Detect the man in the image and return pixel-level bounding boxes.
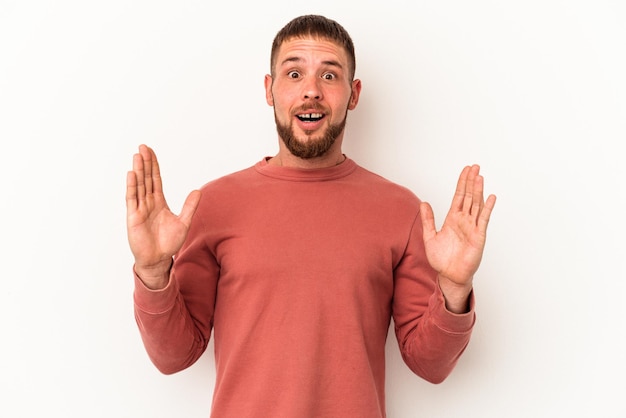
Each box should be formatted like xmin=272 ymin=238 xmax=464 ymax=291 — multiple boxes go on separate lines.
xmin=126 ymin=14 xmax=496 ymax=418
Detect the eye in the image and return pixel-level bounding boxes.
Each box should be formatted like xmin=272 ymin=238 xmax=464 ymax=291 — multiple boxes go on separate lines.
xmin=322 ymin=72 xmax=336 ymax=80
xmin=287 ymin=71 xmax=301 ymax=79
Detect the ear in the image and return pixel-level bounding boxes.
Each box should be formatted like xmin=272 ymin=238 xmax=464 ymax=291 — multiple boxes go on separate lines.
xmin=348 ymin=79 xmax=362 ymax=110
xmin=264 ymin=74 xmax=274 ymax=106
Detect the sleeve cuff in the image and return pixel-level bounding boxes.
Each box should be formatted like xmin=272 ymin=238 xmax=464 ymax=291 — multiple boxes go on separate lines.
xmin=429 ymin=284 xmax=476 ymax=334
xmin=132 ymin=267 xmax=179 ymax=314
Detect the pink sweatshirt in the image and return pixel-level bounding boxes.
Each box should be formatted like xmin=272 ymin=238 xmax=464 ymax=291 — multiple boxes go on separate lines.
xmin=134 ymin=157 xmax=475 ymax=418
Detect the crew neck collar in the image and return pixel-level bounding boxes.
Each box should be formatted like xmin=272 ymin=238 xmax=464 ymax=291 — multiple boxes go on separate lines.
xmin=254 ymin=156 xmax=357 ymax=182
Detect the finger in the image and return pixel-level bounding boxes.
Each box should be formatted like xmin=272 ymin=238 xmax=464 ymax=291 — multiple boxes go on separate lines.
xmin=149 ymin=147 xmax=164 ymax=197
xmin=470 ymin=173 xmax=485 ymax=221
xmin=420 ymin=201 xmax=437 ymax=242
xmin=462 ymin=165 xmax=479 ymax=214
xmin=132 ymin=152 xmax=146 ymax=203
xmin=477 ymin=194 xmax=497 ymax=232
xmin=125 ymin=170 xmax=138 ymax=214
xmin=450 ymin=166 xmax=471 ymax=212
xmin=138 ymin=144 xmax=153 ymax=195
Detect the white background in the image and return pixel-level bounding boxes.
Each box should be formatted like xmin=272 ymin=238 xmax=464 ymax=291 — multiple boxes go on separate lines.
xmin=1 ymin=1 xmax=624 ymax=417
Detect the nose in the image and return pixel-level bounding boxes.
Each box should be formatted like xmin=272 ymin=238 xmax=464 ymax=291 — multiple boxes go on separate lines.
xmin=303 ymin=77 xmax=322 ymax=100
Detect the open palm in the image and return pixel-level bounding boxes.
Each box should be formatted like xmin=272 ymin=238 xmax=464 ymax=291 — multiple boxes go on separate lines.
xmin=420 ymin=165 xmax=496 ymax=288
xmin=126 ymin=145 xmax=200 ymax=287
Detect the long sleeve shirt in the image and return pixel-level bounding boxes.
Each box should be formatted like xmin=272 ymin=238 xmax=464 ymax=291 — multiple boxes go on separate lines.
xmin=134 ymin=157 xmax=475 ymax=418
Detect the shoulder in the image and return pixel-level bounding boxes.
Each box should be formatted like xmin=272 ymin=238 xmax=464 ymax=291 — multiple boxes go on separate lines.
xmin=203 ymin=165 xmax=256 ymax=187
xmin=352 ymin=164 xmax=422 ymax=205
xmin=190 ymin=164 xmax=261 ymax=215
xmin=197 ymin=164 xmax=262 ymax=196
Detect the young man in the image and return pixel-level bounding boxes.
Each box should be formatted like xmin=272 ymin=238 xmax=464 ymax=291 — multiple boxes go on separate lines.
xmin=126 ymin=14 xmax=496 ymax=418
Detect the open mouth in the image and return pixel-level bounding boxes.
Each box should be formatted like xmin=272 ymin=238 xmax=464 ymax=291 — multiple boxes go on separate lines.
xmin=296 ymin=113 xmax=324 ymax=122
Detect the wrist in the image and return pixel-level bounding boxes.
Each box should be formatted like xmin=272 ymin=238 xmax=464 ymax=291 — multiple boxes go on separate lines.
xmin=438 ymin=274 xmax=473 ymax=314
xmin=134 ymin=258 xmax=173 ymax=290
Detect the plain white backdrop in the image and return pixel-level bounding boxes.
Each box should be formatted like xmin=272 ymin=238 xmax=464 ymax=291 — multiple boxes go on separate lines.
xmin=1 ymin=1 xmax=624 ymax=417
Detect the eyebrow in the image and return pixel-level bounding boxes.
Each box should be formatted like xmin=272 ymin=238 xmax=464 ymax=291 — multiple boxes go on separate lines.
xmin=279 ymin=56 xmax=343 ymax=70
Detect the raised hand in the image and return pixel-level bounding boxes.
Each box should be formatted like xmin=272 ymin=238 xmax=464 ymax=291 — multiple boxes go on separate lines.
xmin=420 ymin=165 xmax=496 ymax=313
xmin=126 ymin=144 xmax=201 ymax=289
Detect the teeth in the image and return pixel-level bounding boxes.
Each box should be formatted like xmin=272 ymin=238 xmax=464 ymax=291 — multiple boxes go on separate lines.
xmin=300 ymin=113 xmax=323 ymax=119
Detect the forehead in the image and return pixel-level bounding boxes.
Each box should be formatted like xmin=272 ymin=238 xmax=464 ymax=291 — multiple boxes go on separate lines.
xmin=275 ymin=37 xmax=349 ymax=68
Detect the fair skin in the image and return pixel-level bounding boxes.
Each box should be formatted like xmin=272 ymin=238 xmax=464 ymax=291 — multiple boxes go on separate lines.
xmin=264 ymin=37 xmax=361 ymax=168
xmin=126 ymin=35 xmax=496 ymax=314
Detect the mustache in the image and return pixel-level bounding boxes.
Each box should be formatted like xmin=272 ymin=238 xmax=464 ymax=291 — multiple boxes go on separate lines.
xmin=294 ymin=102 xmax=327 ymax=113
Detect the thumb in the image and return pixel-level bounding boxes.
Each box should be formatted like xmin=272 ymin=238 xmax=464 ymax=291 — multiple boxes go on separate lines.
xmin=420 ymin=201 xmax=437 ymax=242
xmin=179 ymin=190 xmax=201 ymax=227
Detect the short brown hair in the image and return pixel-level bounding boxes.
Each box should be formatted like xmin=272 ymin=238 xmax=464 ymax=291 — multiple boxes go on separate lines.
xmin=270 ymin=15 xmax=356 ymax=80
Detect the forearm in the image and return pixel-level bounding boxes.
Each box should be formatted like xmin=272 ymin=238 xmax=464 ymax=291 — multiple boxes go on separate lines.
xmin=395 ymin=286 xmax=475 ymax=384
xmin=133 ymin=272 xmax=209 ymax=374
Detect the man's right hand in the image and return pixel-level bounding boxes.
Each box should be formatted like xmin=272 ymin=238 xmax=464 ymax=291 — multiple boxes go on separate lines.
xmin=125 ymin=144 xmax=201 ymax=289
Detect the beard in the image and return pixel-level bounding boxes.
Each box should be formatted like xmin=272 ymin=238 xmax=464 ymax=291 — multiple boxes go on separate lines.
xmin=274 ymin=110 xmax=348 ymax=159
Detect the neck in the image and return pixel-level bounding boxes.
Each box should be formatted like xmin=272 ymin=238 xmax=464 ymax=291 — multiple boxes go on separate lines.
xmin=268 ymin=140 xmax=346 ymax=169
xmin=268 ymin=151 xmax=346 ymax=169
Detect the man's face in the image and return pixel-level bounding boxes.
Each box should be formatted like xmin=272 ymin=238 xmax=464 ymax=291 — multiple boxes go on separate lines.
xmin=264 ymin=37 xmax=361 ymax=159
